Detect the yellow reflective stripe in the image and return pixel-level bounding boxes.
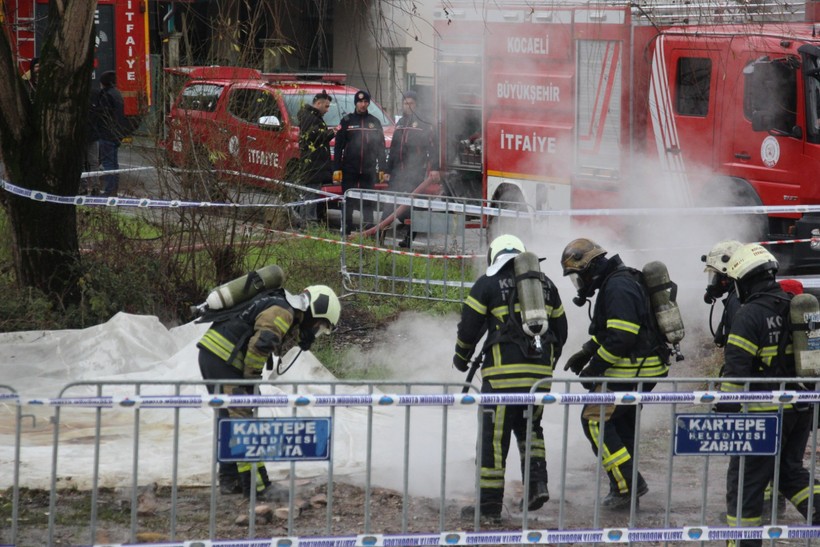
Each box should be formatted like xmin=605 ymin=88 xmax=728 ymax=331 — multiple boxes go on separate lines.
xmin=603 ymin=356 xmax=668 ymax=378
xmin=597 ymin=345 xmax=620 ymax=365
xmin=727 ymin=334 xmax=758 ymax=356
xmin=273 ymin=315 xmax=290 ymax=333
xmin=587 ymin=419 xmax=630 ymax=493
xmin=790 ymin=484 xmax=820 ymax=506
xmin=483 ymin=364 xmax=553 ymax=377
xmin=465 ymin=295 xmax=487 ymax=315
xmin=606 ymin=318 xmax=640 ymax=334
xmin=602 ymin=447 xmax=630 ymax=471
xmin=245 ymin=351 xmax=266 ymax=370
xmin=489 ymin=378 xmax=552 ymax=390
xmin=726 ymin=514 xmax=762 ymax=526
xmin=492 ymin=406 xmax=505 ymax=467
xmin=551 ymin=305 xmax=564 ymax=318
xmin=199 ymin=330 xmax=235 ymax=361
xmin=721 ymin=382 xmax=744 ymax=393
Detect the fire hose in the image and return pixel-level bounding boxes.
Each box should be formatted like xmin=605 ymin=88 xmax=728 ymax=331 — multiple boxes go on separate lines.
xmin=354 ymin=174 xmax=441 ymax=238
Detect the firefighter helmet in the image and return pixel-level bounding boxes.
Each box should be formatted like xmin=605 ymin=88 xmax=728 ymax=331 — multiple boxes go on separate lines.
xmin=702 ymin=240 xmax=743 ymax=274
xmin=560 ymin=238 xmax=607 ymax=276
xmin=486 ymin=234 xmax=526 ymax=276
xmin=303 ymin=285 xmax=341 ymax=326
xmin=726 ymin=243 xmax=778 ymax=282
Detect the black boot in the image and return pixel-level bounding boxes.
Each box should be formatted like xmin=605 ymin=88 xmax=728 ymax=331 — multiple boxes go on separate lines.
xmin=524 ymin=481 xmax=550 ymax=511
xmin=218 ymin=463 xmax=242 ymax=495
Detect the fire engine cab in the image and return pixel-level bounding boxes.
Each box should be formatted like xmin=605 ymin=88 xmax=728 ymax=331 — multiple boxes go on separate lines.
xmin=435 ymin=0 xmax=820 ymax=271
xmin=2 ymin=0 xmax=151 ymax=117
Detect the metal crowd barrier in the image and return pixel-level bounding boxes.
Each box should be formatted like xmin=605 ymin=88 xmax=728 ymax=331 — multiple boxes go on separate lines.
xmin=4 ymin=378 xmax=820 ymax=546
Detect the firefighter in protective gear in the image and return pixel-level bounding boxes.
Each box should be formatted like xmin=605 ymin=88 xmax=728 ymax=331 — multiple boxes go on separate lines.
xmin=453 ymin=234 xmax=568 ymax=522
xmin=719 ymin=243 xmax=820 ymax=544
xmin=702 ymin=240 xmax=743 ymax=347
xmin=560 ymin=238 xmax=669 ymax=510
xmin=197 ymin=285 xmax=340 ymax=499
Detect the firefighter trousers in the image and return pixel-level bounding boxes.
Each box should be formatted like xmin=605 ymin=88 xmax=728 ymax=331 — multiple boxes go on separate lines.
xmin=198 ymin=349 xmax=255 ymax=484
xmin=478 ymin=402 xmax=548 ymax=515
xmin=726 ymin=409 xmax=820 ymax=547
xmin=582 ymin=404 xmax=645 ymax=495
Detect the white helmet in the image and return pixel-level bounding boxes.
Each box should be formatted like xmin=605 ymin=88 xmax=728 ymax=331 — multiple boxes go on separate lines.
xmin=303 ymin=285 xmax=341 ymax=326
xmin=702 ymin=240 xmax=743 ymax=274
xmin=486 ymin=234 xmax=525 ymax=276
xmin=726 ymin=243 xmax=778 ymax=281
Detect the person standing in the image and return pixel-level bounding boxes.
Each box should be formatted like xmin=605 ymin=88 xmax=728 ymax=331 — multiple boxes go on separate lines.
xmin=453 ymin=234 xmax=567 ymax=522
xmin=297 ymin=92 xmax=335 ymax=226
xmin=383 ymin=90 xmax=439 ymax=247
xmin=333 ymin=90 xmax=386 ymax=235
xmin=718 ymin=243 xmax=820 ymax=545
xmin=702 ymin=240 xmax=743 ymax=347
xmin=197 ymin=284 xmax=341 ymax=499
xmin=96 ymin=70 xmax=127 ymax=197
xmin=560 ymin=238 xmax=669 ymax=510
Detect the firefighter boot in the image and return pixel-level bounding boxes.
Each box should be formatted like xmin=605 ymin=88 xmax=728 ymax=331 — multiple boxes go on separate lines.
xmin=602 ymin=475 xmax=648 ymax=510
xmin=460 ymin=504 xmax=502 ymax=525
xmin=218 ymin=462 xmax=242 ymax=495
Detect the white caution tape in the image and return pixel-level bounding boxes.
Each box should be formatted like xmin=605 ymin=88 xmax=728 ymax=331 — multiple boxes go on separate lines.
xmin=10 ymin=390 xmax=820 ymax=408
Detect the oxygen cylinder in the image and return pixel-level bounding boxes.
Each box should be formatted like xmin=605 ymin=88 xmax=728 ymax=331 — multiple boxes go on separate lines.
xmin=642 ymin=261 xmax=686 ymax=359
xmin=513 ymin=251 xmax=548 ymax=343
xmin=790 ymin=292 xmax=820 ymax=377
xmin=205 ymin=264 xmax=285 ymax=310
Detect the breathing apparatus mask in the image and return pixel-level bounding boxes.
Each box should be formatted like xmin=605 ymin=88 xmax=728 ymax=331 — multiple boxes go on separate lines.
xmin=569 ymin=255 xmax=606 ymax=307
xmin=704 ymin=270 xmax=732 ymax=304
xmin=298 ymin=318 xmax=333 ymax=351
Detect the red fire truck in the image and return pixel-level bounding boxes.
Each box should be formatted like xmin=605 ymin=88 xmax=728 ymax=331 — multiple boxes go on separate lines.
xmin=435 ymin=0 xmax=820 ymax=271
xmin=2 ymin=0 xmax=151 ymax=116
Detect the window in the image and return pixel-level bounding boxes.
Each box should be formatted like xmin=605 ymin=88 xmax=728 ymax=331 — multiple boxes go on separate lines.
xmin=282 ymin=92 xmax=392 ymax=128
xmin=676 ymin=58 xmax=712 ymax=116
xmin=178 ymin=84 xmax=223 ymax=112
xmin=802 ymin=51 xmax=820 ymax=143
xmin=228 ymin=88 xmax=282 ymax=125
xmin=743 ymin=56 xmax=797 ymax=133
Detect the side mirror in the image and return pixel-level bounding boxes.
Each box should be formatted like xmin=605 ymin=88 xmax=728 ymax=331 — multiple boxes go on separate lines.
xmin=258 ymin=115 xmax=281 ymax=128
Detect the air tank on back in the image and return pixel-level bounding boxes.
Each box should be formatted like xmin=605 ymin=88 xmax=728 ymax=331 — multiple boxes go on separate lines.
xmin=514 ymin=251 xmax=548 ymax=351
xmin=642 ymin=260 xmax=685 ymax=360
xmin=790 ymin=292 xmax=820 ymax=376
xmin=206 ymin=264 xmax=285 ymax=310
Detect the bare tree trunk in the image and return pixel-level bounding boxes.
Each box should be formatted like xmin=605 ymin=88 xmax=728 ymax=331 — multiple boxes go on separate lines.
xmin=0 ymin=0 xmax=97 ymax=304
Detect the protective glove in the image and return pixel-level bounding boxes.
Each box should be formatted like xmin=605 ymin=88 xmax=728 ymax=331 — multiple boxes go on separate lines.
xmin=453 ymin=354 xmax=470 ymax=373
xmin=713 ymin=402 xmax=742 ymax=413
xmin=579 ymin=361 xmax=608 ymax=390
xmin=564 ymin=340 xmax=599 ymax=374
xmin=378 ymin=171 xmax=386 ymax=184
xmin=333 ymin=170 xmax=342 ymax=183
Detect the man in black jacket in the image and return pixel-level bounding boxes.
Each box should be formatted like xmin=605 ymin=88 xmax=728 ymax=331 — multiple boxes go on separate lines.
xmin=561 ymin=238 xmax=669 ymax=510
xmin=719 ymin=243 xmax=820 ymax=545
xmin=297 ymin=92 xmax=335 ymax=225
xmin=333 ymin=90 xmax=386 ymax=235
xmin=95 ymin=71 xmax=128 ymax=197
xmin=453 ymin=234 xmax=567 ymax=522
xmin=384 ymin=91 xmax=439 ymax=247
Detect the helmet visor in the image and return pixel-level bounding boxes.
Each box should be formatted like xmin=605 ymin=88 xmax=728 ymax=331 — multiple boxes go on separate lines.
xmin=568 ymin=272 xmax=584 ymax=292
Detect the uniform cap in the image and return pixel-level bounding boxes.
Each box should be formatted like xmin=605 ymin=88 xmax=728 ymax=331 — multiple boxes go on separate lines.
xmin=355 ymin=90 xmax=371 ymax=103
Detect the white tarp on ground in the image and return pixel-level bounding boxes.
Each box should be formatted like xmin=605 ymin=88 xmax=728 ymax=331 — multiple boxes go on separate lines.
xmin=0 ymin=311 xmax=597 ymax=501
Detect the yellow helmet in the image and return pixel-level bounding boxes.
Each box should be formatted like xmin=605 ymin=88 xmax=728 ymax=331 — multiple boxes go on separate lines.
xmin=560 ymin=238 xmax=607 ymax=276
xmin=726 ymin=243 xmax=778 ymax=281
xmin=303 ymin=285 xmax=341 ymax=326
xmin=486 ymin=234 xmax=525 ymax=276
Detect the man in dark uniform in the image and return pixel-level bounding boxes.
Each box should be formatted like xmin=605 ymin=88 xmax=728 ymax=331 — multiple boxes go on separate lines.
xmin=197 ymin=285 xmax=341 ymax=499
xmin=718 ymin=243 xmax=820 ymax=545
xmin=560 ymin=238 xmax=670 ymax=510
xmin=453 ymin=234 xmax=568 ymax=522
xmin=297 ymin=91 xmax=335 ymax=225
xmin=333 ymin=90 xmax=386 ymax=235
xmin=383 ymin=91 xmax=439 ymax=247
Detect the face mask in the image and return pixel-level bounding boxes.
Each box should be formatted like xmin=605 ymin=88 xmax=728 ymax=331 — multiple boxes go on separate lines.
xmin=298 ymin=321 xmax=332 ymax=351
xmin=704 ymin=271 xmax=730 ymax=303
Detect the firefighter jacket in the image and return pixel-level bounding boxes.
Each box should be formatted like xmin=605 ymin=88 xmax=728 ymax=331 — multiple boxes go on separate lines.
xmin=714 ymin=292 xmax=742 ymax=347
xmin=297 ymin=103 xmax=335 ymax=186
xmin=385 ymin=113 xmax=438 ymax=190
xmin=197 ymin=295 xmax=303 ymax=379
xmin=453 ymin=263 xmax=568 ymax=391
xmin=720 ymin=282 xmax=797 ymax=411
xmin=333 ymin=110 xmax=386 ymax=175
xmin=587 ymin=256 xmax=670 ymax=379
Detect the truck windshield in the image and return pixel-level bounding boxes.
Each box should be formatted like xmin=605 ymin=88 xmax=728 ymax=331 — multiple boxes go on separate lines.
xmin=283 ymin=93 xmax=392 ymax=127
xmin=805 ymin=54 xmax=820 ymax=143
